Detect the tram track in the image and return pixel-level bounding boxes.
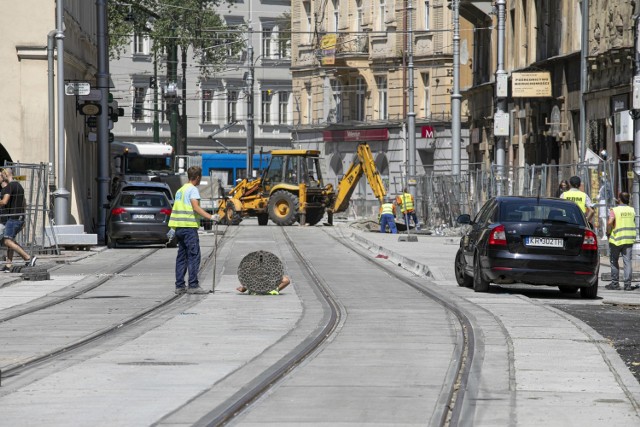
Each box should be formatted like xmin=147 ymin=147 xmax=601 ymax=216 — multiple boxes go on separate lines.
xmin=0 ymin=227 xmax=235 ymax=386
xmin=189 ymin=225 xmax=476 ymax=427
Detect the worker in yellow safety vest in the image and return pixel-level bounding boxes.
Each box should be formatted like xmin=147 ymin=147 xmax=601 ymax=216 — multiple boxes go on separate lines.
xmin=606 ymin=191 xmax=637 ymax=291
xmin=561 ymin=176 xmax=595 ymax=226
xmin=379 ymin=197 xmax=398 ymax=234
xmin=169 ymin=166 xmax=219 ymax=295
xmin=396 ymin=187 xmax=420 ymax=230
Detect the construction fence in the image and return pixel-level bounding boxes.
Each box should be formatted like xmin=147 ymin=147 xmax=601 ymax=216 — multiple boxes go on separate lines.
xmin=417 ymin=160 xmax=624 ymax=239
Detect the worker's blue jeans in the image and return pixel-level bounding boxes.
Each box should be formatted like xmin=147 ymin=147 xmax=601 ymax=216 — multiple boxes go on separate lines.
xmin=402 ymin=210 xmax=420 ymax=229
xmin=175 ymin=228 xmax=201 ymax=288
xmin=380 ymin=214 xmax=398 ymax=234
xmin=609 ymin=243 xmax=632 ymax=287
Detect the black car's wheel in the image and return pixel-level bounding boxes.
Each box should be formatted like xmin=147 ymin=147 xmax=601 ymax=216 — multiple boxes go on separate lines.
xmin=305 ymin=208 xmax=325 ymax=226
xmin=580 ymin=280 xmax=599 ymax=299
xmin=558 ymin=285 xmax=579 ymax=294
xmin=268 ymin=191 xmax=299 ymax=226
xmin=455 ymin=249 xmax=473 ymax=287
xmin=473 ymin=254 xmax=490 ymax=292
xmin=257 ymin=213 xmax=269 ymax=226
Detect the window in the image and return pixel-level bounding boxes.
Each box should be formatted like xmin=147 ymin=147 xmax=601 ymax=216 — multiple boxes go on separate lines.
xmin=304 ymin=1 xmax=313 ymax=43
xmin=424 ymin=1 xmax=430 ymax=30
xmin=305 ymin=83 xmax=312 ymax=124
xmin=356 ymin=0 xmax=364 ymax=32
xmin=378 ymin=0 xmax=386 ymax=31
xmin=262 ymin=26 xmax=272 ymax=58
xmin=132 ymin=87 xmax=147 ymax=122
xmin=330 ymin=79 xmax=342 ymax=122
xmin=421 ymin=73 xmax=430 ymax=118
xmin=227 ymin=90 xmax=237 ymax=123
xmin=376 ymin=76 xmax=387 ymax=120
xmin=132 ymin=33 xmax=149 ymax=55
xmin=276 ymin=27 xmax=291 ymax=59
xmin=261 ymin=90 xmax=272 ymax=124
xmin=332 ymin=0 xmax=340 ymax=33
xmin=355 ymin=77 xmax=366 ymax=121
xmin=279 ymin=92 xmax=289 ymax=124
xmin=202 ymin=89 xmax=213 ymax=123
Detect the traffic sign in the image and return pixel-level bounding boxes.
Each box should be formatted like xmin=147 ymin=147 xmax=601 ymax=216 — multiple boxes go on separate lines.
xmin=79 ymin=89 xmax=102 ymax=102
xmin=64 ymin=82 xmax=91 ymax=96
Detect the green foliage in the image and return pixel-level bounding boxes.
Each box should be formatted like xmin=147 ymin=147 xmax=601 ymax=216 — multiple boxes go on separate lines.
xmin=108 ymin=0 xmax=243 ymax=75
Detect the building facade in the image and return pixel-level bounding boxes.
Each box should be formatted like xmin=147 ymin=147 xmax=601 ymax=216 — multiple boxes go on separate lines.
xmin=0 ymin=1 xmax=97 ymax=228
xmin=291 ymin=0 xmax=472 ymax=215
xmin=110 ymin=0 xmax=293 ymax=174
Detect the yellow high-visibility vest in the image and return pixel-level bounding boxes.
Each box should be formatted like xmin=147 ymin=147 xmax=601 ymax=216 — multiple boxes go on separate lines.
xmin=397 ymin=192 xmax=415 ymax=213
xmin=380 ymin=203 xmax=395 ymax=216
xmin=168 ymin=183 xmax=199 ymax=228
xmin=610 ymin=205 xmax=636 ymax=246
xmin=562 ymin=190 xmax=587 ymax=213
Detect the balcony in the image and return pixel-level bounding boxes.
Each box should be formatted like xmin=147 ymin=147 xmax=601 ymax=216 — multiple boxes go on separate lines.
xmin=336 ymin=34 xmax=369 ymax=57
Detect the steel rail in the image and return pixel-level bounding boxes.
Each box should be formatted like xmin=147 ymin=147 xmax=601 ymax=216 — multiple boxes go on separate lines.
xmin=191 ymin=227 xmax=341 ymax=427
xmin=0 ymin=228 xmax=235 ymax=385
xmin=326 ymin=227 xmax=476 ymax=427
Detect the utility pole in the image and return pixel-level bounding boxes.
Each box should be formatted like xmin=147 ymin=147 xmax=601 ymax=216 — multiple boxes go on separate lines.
xmin=451 ymin=0 xmax=461 ymax=178
xmin=407 ymin=0 xmax=416 ymax=198
xmin=579 ymin=0 xmax=589 ymax=168
xmin=633 ymin=14 xmax=640 ymax=236
xmin=181 ymin=48 xmax=188 ymax=155
xmin=96 ymin=0 xmax=109 ymax=241
xmin=54 ymin=0 xmax=70 ymax=225
xmin=246 ymin=7 xmax=255 ymax=175
xmin=167 ymin=37 xmax=179 ymax=154
xmin=494 ymin=0 xmax=507 ymax=196
xmin=153 ymin=51 xmax=159 ymax=142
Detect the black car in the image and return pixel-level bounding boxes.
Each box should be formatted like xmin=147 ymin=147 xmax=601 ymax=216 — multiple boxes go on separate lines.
xmin=454 ymin=196 xmax=599 ymax=298
xmin=106 ymin=191 xmax=175 ymax=248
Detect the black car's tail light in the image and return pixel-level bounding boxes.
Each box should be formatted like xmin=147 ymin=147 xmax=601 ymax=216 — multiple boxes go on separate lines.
xmin=489 ymin=225 xmax=507 ymax=246
xmin=111 ymin=207 xmax=126 ymax=215
xmin=160 ymin=208 xmax=172 ymax=215
xmin=581 ymin=229 xmax=598 ymax=251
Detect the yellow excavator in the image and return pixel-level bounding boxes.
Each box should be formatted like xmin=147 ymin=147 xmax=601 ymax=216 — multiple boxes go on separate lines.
xmin=217 ymin=143 xmax=387 ymax=226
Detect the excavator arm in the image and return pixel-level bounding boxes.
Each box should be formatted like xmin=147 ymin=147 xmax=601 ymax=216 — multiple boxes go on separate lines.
xmin=330 ymin=143 xmax=386 ymax=214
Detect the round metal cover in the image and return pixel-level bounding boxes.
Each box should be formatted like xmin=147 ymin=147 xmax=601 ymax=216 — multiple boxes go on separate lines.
xmin=237 ymin=251 xmax=284 ymax=294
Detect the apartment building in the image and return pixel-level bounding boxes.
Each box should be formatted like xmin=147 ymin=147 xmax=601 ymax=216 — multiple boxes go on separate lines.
xmin=0 ymin=1 xmax=97 ymax=228
xmin=291 ymin=0 xmax=472 ymax=212
xmin=111 ymin=0 xmax=293 ymax=162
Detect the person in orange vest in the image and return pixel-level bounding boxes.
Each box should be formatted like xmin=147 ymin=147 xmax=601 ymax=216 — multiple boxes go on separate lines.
xmin=379 ymin=197 xmax=398 ymax=234
xmin=396 ymin=187 xmax=420 ymax=230
xmin=606 ymin=191 xmax=637 ymax=291
xmin=561 ymin=176 xmax=595 ymax=227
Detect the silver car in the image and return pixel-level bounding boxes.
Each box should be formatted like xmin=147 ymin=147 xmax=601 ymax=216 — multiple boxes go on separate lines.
xmin=106 ymin=191 xmax=175 ymax=248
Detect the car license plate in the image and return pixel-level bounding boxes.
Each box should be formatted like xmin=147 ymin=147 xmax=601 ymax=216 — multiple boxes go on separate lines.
xmin=525 ymin=237 xmax=563 ymax=248
xmin=133 ymin=214 xmax=155 ymax=220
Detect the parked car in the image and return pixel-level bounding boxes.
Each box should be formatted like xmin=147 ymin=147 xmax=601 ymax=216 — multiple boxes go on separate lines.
xmin=106 ymin=191 xmax=175 ymax=248
xmin=454 ymin=196 xmax=599 ymax=298
xmin=110 ymin=180 xmax=174 ymax=205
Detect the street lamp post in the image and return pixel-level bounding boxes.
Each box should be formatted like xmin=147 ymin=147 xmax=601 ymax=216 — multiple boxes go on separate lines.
xmin=246 ymin=35 xmax=254 ymax=175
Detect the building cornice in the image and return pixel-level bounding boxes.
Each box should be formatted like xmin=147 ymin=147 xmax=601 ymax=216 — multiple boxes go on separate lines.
xmin=16 ymin=45 xmax=48 ymax=61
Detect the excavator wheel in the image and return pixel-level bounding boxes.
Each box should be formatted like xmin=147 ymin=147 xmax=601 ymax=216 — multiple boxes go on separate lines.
xmin=220 ymin=201 xmax=242 ymax=226
xmin=257 ymin=213 xmax=269 ymax=226
xmin=305 ymin=208 xmax=325 ymax=226
xmin=268 ymin=190 xmax=299 ymax=226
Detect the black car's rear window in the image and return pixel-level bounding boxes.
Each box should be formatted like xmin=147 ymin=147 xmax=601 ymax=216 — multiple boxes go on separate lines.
xmin=499 ymin=199 xmax=585 ymax=225
xmin=119 ymin=193 xmax=169 ymax=208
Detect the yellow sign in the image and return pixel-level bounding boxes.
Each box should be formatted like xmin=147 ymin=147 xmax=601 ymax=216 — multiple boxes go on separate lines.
xmin=320 ymin=34 xmax=337 ymax=66
xmin=628 ymin=171 xmax=635 ymax=179
xmin=512 ymin=72 xmax=552 ymax=97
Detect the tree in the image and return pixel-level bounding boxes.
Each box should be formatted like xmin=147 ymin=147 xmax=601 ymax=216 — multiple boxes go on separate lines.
xmin=107 ymin=0 xmax=243 ymax=154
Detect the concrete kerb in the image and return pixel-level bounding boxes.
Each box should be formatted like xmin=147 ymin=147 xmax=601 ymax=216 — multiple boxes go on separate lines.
xmin=349 ymin=232 xmax=433 ymax=279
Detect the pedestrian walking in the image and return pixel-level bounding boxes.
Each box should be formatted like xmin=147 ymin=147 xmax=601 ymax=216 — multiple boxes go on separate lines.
xmin=379 ymin=197 xmax=398 ymax=234
xmin=556 ymin=180 xmax=570 ymax=197
xmin=561 ymin=176 xmax=595 ymax=227
xmin=0 ymin=168 xmax=36 ymax=271
xmin=168 ymin=166 xmax=219 ymax=295
xmin=396 ymin=187 xmax=420 ymax=230
xmin=606 ymin=192 xmax=637 ymax=291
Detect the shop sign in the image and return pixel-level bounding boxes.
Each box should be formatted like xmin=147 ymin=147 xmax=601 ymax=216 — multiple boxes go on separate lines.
xmin=512 ymin=72 xmax=551 ymax=97
xmin=421 ymin=126 xmax=435 ymax=138
xmin=320 ymin=34 xmax=337 ymax=66
xmin=322 ymin=129 xmax=389 ymax=142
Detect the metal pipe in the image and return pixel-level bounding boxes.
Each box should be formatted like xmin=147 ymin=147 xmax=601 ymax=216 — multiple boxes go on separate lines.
xmin=495 ymin=0 xmax=507 ymax=196
xmin=47 ymin=31 xmax=57 ymax=190
xmin=451 ymin=0 xmax=461 ymax=177
xmin=407 ymin=0 xmax=416 ymax=197
xmin=246 ymin=3 xmax=254 ymax=175
xmin=579 ymin=0 xmax=589 ymax=167
xmin=96 ymin=0 xmax=110 ymax=242
xmin=54 ymin=0 xmax=70 ymax=225
xmin=633 ymin=14 xmax=640 ymax=238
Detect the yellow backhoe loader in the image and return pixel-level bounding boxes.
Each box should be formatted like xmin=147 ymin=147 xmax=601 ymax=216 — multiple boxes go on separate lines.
xmin=217 ymin=143 xmax=386 ymax=226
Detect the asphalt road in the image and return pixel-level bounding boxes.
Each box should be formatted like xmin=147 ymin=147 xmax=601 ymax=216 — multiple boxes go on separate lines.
xmin=554 ymin=302 xmax=640 ymax=383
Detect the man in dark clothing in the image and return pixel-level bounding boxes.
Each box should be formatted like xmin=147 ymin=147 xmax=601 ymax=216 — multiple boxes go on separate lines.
xmin=0 ymin=168 xmax=35 ymax=271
